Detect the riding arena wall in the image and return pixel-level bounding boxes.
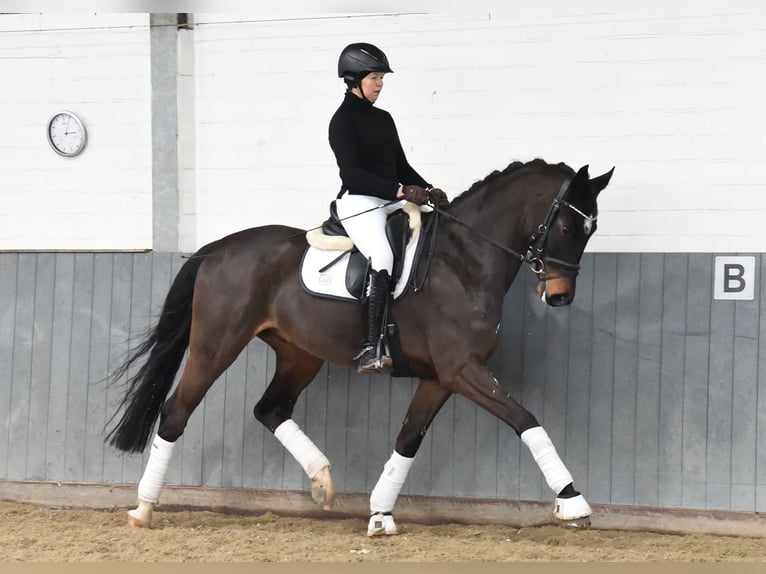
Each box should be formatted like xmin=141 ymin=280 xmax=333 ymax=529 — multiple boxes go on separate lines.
xmin=1 ymin=6 xmax=765 ymax=531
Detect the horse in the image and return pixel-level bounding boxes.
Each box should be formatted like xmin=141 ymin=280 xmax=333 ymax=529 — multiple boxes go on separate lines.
xmin=106 ymin=158 xmax=614 ymax=536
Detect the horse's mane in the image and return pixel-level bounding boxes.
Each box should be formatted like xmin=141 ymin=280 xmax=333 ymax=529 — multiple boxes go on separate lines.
xmin=450 ymin=158 xmax=575 ymax=208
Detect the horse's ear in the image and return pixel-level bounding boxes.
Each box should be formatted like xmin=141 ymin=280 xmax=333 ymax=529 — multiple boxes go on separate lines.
xmin=570 ymin=165 xmax=590 ymax=194
xmin=590 ymin=167 xmax=615 ymax=195
xmin=574 ymin=164 xmax=590 ymax=182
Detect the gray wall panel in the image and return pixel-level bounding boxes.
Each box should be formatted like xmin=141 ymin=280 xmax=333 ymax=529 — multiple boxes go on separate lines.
xmin=682 ymin=254 xmax=711 ymax=509
xmin=8 ymin=254 xmax=36 ymax=480
xmin=27 ymin=253 xmax=54 ymax=481
xmin=707 ymin=295 xmax=734 ymax=510
xmin=587 ymin=253 xmax=617 ymax=503
xmin=634 ymin=253 xmax=663 ymax=506
xmin=758 ymin=255 xmax=766 ymax=513
xmin=65 ymin=253 xmax=95 ymax=482
xmin=731 ymin=293 xmax=759 ymax=511
xmin=83 ymin=253 xmax=112 ymax=483
xmin=612 ymin=253 xmax=639 ymax=505
xmin=0 ymin=254 xmax=17 ymax=479
xmin=658 ymin=253 xmax=686 ymax=507
xmin=46 ymin=253 xmax=75 ymax=480
xmin=1 ymin=251 xmax=764 ymax=515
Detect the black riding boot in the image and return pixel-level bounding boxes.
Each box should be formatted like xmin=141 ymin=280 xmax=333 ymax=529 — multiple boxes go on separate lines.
xmin=355 ymin=269 xmax=393 ymax=373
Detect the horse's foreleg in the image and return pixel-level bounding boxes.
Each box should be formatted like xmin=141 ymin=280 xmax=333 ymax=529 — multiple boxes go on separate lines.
xmin=368 ymin=378 xmax=452 ymax=537
xmin=253 ymin=336 xmax=332 ymax=509
xmin=447 ymin=360 xmax=592 ymax=527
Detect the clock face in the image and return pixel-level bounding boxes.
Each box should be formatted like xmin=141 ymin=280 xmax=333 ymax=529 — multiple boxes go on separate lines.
xmin=47 ymin=111 xmax=87 ymax=157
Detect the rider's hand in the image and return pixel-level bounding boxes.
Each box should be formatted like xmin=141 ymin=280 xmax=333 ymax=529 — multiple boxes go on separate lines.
xmin=428 ymin=187 xmax=450 ymax=208
xmin=401 ymin=185 xmax=429 ymax=205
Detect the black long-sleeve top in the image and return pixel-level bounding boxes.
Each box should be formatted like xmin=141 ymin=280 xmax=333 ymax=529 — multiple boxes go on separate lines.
xmin=328 ymin=91 xmax=430 ymax=200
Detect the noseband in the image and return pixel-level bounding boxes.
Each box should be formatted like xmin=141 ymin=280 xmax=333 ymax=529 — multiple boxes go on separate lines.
xmin=427 ymin=177 xmax=597 ymax=283
xmin=525 ymin=178 xmax=597 ymax=282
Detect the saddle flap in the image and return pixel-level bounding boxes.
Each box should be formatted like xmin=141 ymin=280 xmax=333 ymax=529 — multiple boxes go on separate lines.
xmin=385 ymin=211 xmax=413 ymax=286
xmin=345 ymin=250 xmax=368 ymax=299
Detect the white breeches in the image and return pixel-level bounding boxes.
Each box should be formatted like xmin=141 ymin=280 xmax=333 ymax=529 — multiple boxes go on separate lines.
xmin=334 ymin=194 xmax=406 ymax=274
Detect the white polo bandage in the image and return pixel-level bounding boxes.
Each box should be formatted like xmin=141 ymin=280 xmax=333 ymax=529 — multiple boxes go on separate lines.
xmin=520 ymin=426 xmax=573 ymax=495
xmin=137 ymin=434 xmax=175 ymax=504
xmin=274 ymin=419 xmax=330 ymax=479
xmin=370 ymin=450 xmax=415 ymax=513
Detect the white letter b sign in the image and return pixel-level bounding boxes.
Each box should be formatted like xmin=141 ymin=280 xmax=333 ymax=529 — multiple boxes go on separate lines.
xmin=714 ymin=256 xmax=755 ymax=300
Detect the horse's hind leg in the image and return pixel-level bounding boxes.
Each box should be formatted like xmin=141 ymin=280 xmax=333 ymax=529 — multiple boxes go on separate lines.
xmin=368 ymin=378 xmax=452 ymax=536
xmin=252 ymin=332 xmax=333 ymax=509
xmin=128 ymin=317 xmax=256 ymax=528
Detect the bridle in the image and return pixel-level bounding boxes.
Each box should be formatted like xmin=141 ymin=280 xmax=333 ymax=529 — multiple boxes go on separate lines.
xmin=524 ymin=178 xmax=597 ymax=281
xmin=426 ymin=177 xmax=597 ymax=283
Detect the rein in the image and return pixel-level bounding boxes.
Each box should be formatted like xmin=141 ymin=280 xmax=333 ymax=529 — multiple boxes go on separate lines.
xmin=423 ymin=178 xmax=593 ymax=283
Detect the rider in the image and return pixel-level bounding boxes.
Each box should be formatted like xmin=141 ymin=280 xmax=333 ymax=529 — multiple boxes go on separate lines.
xmin=329 ymin=42 xmax=449 ymax=373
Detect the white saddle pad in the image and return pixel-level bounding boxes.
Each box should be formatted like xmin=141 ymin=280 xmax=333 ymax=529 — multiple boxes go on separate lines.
xmin=300 ymin=204 xmax=426 ymax=302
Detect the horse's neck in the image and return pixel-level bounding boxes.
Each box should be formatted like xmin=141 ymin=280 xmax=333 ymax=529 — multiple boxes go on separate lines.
xmin=448 ymin=176 xmax=555 ymax=290
xmin=450 ymin=185 xmax=530 ymax=250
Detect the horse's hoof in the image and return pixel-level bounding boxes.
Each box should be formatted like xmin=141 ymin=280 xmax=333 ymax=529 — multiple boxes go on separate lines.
xmin=311 ymin=465 xmax=335 ymax=510
xmin=553 ymin=494 xmax=592 ymax=525
xmin=367 ymin=512 xmax=397 ymax=537
xmin=127 ymin=500 xmax=154 ymax=528
xmin=560 ymin=515 xmax=591 ymax=529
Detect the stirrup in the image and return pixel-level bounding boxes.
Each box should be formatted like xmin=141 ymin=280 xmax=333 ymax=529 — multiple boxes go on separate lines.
xmin=355 ymin=345 xmax=392 ymax=374
xmin=352 ymin=344 xmax=375 ymax=362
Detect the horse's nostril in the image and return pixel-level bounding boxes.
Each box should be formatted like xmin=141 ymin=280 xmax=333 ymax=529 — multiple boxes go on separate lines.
xmin=547 ymin=293 xmax=571 ymax=307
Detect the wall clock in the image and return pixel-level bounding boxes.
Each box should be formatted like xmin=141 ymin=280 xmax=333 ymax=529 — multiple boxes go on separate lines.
xmin=47 ymin=110 xmax=87 ymax=157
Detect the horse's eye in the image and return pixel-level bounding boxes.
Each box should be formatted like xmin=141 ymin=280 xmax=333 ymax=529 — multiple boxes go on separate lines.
xmin=561 ymin=225 xmax=573 ymax=235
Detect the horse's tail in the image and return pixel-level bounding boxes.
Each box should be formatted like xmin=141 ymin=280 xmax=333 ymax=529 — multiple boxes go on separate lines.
xmin=105 ymin=243 xmax=217 ymax=453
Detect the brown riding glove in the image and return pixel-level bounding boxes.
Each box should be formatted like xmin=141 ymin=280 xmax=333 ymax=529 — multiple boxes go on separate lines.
xmin=401 ymin=185 xmax=430 ymax=205
xmin=428 ymin=187 xmax=450 ymax=208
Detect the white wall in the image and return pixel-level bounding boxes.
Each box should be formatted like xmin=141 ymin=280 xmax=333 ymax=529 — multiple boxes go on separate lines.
xmin=189 ymin=5 xmax=766 ymax=253
xmin=2 ymin=6 xmax=765 ymax=253
xmin=0 ymin=13 xmax=151 ymax=250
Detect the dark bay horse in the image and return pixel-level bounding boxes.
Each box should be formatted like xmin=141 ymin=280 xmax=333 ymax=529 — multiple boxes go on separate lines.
xmin=106 ymin=159 xmax=613 ymax=535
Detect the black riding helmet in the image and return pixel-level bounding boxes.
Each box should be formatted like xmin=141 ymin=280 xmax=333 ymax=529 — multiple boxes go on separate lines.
xmin=338 ymin=42 xmax=393 ymax=88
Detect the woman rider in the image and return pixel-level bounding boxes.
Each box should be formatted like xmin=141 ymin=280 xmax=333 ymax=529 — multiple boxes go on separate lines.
xmin=329 ymin=42 xmax=449 ymax=373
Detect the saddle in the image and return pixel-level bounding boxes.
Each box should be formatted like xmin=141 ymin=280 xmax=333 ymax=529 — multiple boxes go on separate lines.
xmin=303 ymin=200 xmax=425 ymax=300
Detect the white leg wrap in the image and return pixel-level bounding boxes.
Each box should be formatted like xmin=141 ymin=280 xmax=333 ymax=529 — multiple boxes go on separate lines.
xmin=137 ymin=434 xmax=175 ymax=504
xmin=520 ymin=426 xmax=573 ymax=495
xmin=274 ymin=419 xmax=330 ymax=479
xmin=370 ymin=450 xmax=415 ymax=514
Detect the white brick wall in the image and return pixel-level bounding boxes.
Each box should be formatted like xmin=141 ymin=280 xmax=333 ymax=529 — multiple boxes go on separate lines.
xmin=188 ymin=5 xmax=766 ymax=252
xmin=2 ymin=6 xmax=765 ymax=253
xmin=0 ymin=13 xmax=151 ymax=250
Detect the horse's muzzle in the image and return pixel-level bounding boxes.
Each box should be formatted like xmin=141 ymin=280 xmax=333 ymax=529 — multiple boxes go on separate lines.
xmin=536 ymin=275 xmax=576 ymax=307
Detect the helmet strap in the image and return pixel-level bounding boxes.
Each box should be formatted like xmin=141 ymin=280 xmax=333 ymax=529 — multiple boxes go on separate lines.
xmin=348 ymin=71 xmax=372 ymax=103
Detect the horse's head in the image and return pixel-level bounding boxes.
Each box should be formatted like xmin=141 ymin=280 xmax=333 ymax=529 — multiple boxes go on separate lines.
xmin=530 ymin=165 xmax=614 ymax=306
